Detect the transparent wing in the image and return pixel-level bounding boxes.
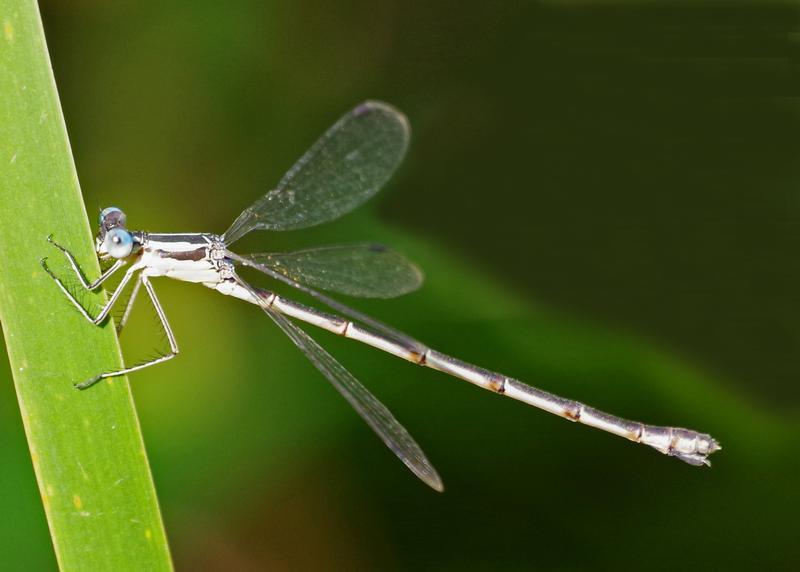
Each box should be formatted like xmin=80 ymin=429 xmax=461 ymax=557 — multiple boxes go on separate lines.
xmin=228 ymin=250 xmax=429 ymax=356
xmin=237 ymin=276 xmax=443 ymax=491
xmin=243 ymin=243 xmax=423 ymax=299
xmin=224 ymin=101 xmax=410 ymax=243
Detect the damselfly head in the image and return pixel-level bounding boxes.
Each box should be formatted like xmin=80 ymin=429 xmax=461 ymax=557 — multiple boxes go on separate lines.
xmin=96 ymin=207 xmax=138 ymax=259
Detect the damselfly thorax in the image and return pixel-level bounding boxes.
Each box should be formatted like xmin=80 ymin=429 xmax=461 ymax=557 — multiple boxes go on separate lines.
xmin=138 ymin=234 xmax=221 ymax=282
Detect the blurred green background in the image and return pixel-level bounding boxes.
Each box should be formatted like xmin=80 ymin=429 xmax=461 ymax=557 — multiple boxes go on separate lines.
xmin=2 ymin=1 xmax=799 ymax=569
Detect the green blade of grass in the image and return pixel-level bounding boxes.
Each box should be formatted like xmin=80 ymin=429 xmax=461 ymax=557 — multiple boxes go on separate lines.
xmin=0 ymin=1 xmax=172 ymax=569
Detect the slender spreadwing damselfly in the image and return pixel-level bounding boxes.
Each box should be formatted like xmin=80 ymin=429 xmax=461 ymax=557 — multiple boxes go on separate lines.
xmin=42 ymin=101 xmax=720 ymax=491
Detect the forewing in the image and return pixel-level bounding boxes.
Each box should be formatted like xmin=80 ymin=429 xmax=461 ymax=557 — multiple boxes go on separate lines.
xmin=224 ymin=101 xmax=410 ymax=243
xmin=244 ymin=244 xmax=423 ymax=298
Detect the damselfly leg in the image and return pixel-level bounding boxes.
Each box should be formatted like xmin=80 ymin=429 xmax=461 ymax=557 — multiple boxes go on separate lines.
xmin=117 ymin=274 xmax=143 ymax=334
xmin=42 ymin=239 xmax=179 ymax=389
xmin=45 ymin=234 xmax=126 ymax=290
xmin=73 ymin=275 xmax=179 ymax=390
xmin=40 ymin=250 xmax=136 ymax=326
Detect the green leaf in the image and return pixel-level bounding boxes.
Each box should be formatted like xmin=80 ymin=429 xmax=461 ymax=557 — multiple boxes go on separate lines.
xmin=0 ymin=1 xmax=171 ymax=569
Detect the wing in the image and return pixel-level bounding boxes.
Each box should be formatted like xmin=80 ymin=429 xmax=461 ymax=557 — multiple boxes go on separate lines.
xmin=224 ymin=101 xmax=410 ymax=243
xmin=243 ymin=243 xmax=423 ymax=299
xmin=227 ymin=249 xmax=428 ymax=355
xmin=232 ymin=276 xmax=443 ymax=491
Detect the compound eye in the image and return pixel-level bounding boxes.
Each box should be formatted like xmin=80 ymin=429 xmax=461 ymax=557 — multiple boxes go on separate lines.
xmin=99 ymin=207 xmax=126 ymax=229
xmin=104 ymin=227 xmax=134 ymax=258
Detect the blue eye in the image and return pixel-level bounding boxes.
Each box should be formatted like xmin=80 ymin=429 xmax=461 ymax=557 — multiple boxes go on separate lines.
xmin=100 ymin=207 xmax=126 ymax=228
xmin=104 ymin=228 xmax=134 ymax=258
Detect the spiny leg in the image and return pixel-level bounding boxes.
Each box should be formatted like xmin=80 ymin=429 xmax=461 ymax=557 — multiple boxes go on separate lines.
xmin=45 ymin=234 xmax=125 ymax=290
xmin=116 ymin=274 xmax=143 ymax=335
xmin=41 ymin=257 xmax=138 ymax=325
xmin=75 ymin=276 xmax=179 ymax=389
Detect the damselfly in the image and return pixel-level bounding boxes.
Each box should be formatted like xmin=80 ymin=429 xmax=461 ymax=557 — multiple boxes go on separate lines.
xmin=42 ymin=101 xmax=720 ymax=491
